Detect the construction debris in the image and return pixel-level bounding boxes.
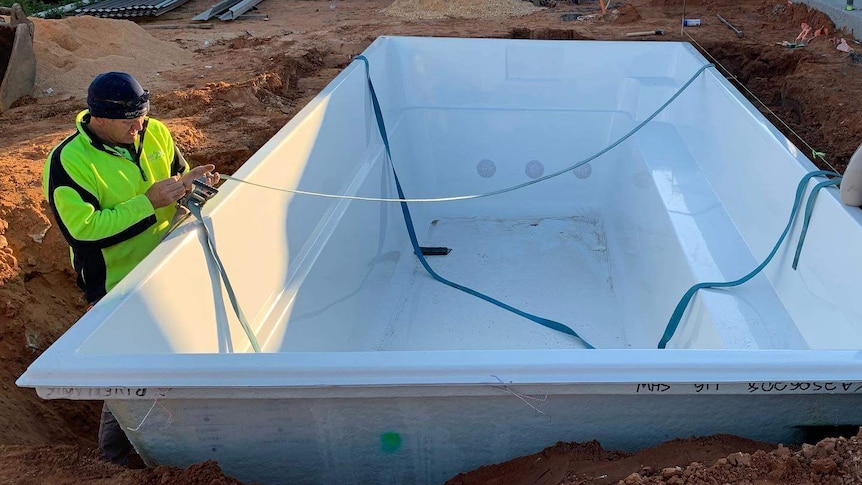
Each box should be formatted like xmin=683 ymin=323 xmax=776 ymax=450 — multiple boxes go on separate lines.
xmin=218 ymin=0 xmax=264 ymax=21
xmin=716 ymin=13 xmax=743 ymax=38
xmin=776 ymin=40 xmax=806 ymax=48
xmin=625 ymin=28 xmax=664 ymax=37
xmin=75 ymin=0 xmax=190 ymax=19
xmin=193 ymin=0 xmax=265 ymax=22
xmin=193 ymin=0 xmax=239 ymax=21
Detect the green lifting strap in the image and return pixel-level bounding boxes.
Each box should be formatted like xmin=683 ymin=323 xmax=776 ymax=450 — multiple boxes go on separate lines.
xmin=187 ymin=201 xmax=262 ymax=353
xmin=355 ymin=55 xmax=596 ymax=348
xmin=792 ymin=177 xmax=842 ymax=270
xmin=658 ymin=170 xmax=840 ymax=349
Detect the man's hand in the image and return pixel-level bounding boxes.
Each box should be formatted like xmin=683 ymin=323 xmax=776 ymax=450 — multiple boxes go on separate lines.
xmin=146 ymin=176 xmax=186 ymax=208
xmin=181 ymin=164 xmax=220 ymax=191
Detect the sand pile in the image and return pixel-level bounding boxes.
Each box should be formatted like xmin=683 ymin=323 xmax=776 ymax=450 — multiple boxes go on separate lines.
xmin=31 ymin=16 xmax=194 ymax=99
xmin=383 ymin=0 xmax=543 ymax=20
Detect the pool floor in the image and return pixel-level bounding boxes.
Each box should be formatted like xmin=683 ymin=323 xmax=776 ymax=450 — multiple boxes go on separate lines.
xmin=376 ymin=215 xmax=630 ymax=350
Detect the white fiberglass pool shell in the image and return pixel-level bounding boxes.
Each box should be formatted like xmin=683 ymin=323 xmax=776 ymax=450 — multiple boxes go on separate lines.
xmin=18 ymin=37 xmax=862 ymax=484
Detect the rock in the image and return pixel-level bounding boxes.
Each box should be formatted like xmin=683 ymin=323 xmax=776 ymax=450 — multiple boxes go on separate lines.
xmin=683 ymin=463 xmax=701 ymax=478
xmin=623 ymin=472 xmax=642 ymax=485
xmin=727 ymin=452 xmax=751 ymax=466
xmin=802 ymin=443 xmax=816 ymax=460
xmin=817 ymin=438 xmax=836 ymax=455
xmin=773 ymin=445 xmax=792 ymax=457
xmin=29 ymin=224 xmax=50 ymax=243
xmin=3 ymin=300 xmax=16 ymax=318
xmin=811 ymin=458 xmax=837 ymax=474
xmin=661 ymin=466 xmax=683 ymax=478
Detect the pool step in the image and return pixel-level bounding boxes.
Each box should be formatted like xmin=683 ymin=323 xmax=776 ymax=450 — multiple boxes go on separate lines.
xmin=634 ymin=122 xmax=807 ymax=349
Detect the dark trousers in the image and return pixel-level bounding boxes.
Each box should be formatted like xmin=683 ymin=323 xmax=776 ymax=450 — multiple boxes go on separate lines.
xmin=98 ymin=403 xmax=132 ymax=465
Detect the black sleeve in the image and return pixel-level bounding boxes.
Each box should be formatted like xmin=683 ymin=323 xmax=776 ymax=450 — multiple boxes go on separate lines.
xmin=171 ymin=145 xmax=189 ymax=176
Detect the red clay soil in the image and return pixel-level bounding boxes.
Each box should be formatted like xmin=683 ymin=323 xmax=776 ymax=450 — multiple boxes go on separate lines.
xmin=447 ymin=433 xmax=862 ymax=484
xmin=1 ymin=0 xmax=862 ymax=483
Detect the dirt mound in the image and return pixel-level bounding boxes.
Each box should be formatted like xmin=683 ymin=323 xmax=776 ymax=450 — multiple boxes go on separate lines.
xmin=0 ymin=445 xmax=244 ymax=484
xmin=31 ymin=16 xmax=194 ymax=99
xmin=613 ymin=4 xmax=642 ymax=24
xmin=383 ymin=0 xmax=543 ymax=20
xmin=447 ymin=432 xmax=862 ymax=484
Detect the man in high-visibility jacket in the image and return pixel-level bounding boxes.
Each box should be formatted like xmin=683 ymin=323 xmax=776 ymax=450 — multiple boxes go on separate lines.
xmin=42 ymin=71 xmax=219 ymax=465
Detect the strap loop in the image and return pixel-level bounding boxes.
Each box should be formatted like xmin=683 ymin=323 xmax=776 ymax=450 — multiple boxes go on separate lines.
xmin=658 ymin=170 xmax=840 ymax=349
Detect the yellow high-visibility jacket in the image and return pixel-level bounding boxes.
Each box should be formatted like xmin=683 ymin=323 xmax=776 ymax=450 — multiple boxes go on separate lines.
xmin=43 ymin=110 xmax=188 ymax=303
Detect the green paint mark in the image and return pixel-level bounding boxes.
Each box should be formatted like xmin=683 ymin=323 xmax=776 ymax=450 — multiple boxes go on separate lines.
xmin=380 ymin=432 xmax=402 ymax=453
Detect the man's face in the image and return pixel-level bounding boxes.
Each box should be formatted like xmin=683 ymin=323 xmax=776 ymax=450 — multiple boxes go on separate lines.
xmin=90 ymin=115 xmax=146 ymax=145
